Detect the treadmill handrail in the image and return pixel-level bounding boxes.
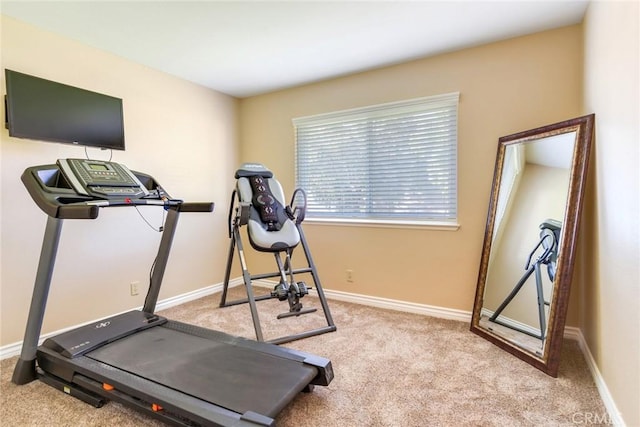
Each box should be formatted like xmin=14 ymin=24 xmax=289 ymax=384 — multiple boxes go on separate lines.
xmin=22 ymin=167 xmax=97 ymax=219
xmin=20 ymin=164 xmax=214 ymax=219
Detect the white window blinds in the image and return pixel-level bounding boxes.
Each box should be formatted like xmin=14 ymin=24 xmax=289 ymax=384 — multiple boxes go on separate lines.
xmin=293 ymin=92 xmax=459 ymax=224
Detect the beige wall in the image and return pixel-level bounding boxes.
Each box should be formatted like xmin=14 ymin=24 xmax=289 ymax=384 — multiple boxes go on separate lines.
xmin=239 ymin=26 xmax=584 ymax=315
xmin=0 ymin=16 xmax=239 ymax=346
xmin=582 ymin=2 xmax=640 ymax=426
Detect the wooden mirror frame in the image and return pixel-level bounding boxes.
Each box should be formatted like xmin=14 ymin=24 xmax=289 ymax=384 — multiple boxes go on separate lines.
xmin=470 ymin=114 xmax=594 ymax=377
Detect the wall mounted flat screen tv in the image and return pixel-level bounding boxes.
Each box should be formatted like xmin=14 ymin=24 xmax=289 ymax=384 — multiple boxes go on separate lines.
xmin=4 ymin=69 xmax=125 ymax=150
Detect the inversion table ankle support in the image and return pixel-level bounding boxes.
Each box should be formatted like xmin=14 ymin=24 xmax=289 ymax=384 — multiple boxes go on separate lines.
xmin=219 ymin=163 xmax=336 ymax=344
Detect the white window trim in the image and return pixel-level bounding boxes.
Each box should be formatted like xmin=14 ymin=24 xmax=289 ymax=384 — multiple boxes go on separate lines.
xmin=303 ymin=217 xmax=461 ymax=231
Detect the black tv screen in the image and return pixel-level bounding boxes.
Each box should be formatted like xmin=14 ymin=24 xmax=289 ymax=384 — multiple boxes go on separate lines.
xmin=4 ymin=69 xmax=125 ymax=150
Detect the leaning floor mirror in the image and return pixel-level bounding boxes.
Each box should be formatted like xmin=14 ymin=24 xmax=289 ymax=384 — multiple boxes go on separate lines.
xmin=471 ymin=114 xmax=594 ymax=377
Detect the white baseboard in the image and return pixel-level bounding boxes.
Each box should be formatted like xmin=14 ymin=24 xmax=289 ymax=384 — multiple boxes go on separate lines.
xmin=0 ymin=278 xmax=623 ymax=426
xmin=565 ymin=327 xmax=625 ymax=426
xmin=480 ymin=307 xmax=543 ymax=337
xmin=324 ymin=288 xmax=472 ymax=322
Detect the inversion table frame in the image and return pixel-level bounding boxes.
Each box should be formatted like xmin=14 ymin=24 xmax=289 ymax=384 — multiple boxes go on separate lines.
xmin=489 ymin=219 xmax=561 ymax=340
xmin=220 ymin=186 xmax=337 ymax=345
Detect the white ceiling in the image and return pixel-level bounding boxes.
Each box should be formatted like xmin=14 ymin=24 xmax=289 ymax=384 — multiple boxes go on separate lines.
xmin=525 ymin=131 xmax=576 ymax=169
xmin=1 ymin=1 xmax=589 ymax=98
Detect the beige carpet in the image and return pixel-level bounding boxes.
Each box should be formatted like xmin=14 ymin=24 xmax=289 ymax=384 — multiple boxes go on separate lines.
xmin=1 ymin=287 xmax=608 ymax=426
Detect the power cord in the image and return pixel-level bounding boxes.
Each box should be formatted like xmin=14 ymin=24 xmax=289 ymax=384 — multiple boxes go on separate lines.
xmin=134 ymin=205 xmax=165 ymax=232
xmin=142 ymin=256 xmax=158 ymax=310
xmin=84 ymin=146 xmax=113 ymax=161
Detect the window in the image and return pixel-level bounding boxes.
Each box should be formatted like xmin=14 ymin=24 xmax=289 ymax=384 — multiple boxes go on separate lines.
xmin=293 ymin=92 xmax=459 ymax=226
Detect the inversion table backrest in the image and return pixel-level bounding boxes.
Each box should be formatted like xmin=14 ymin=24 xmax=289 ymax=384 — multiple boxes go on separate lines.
xmin=235 ymin=163 xmax=300 ymax=252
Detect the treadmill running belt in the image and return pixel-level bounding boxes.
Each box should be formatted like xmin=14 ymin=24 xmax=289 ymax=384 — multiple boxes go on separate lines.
xmin=86 ymin=326 xmax=317 ymax=417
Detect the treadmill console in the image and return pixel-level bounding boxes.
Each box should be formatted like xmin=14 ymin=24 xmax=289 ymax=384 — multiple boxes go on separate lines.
xmin=57 ymin=158 xmax=149 ymax=199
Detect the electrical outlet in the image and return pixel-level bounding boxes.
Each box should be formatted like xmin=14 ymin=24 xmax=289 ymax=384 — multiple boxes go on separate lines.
xmin=346 ymin=269 xmax=354 ymax=283
xmin=130 ymin=281 xmax=140 ymax=296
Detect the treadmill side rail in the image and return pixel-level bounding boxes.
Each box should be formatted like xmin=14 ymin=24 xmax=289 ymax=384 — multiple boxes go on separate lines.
xmin=39 ymin=372 xmax=106 ymax=408
xmin=240 ymin=412 xmax=276 ymax=427
xmin=73 ymin=374 xmax=276 ymax=427
xmin=42 ymin=311 xmax=167 ymax=358
xmin=302 ymin=354 xmax=334 ymax=386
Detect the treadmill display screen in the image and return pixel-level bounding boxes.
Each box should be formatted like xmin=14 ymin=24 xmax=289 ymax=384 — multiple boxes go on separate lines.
xmin=88 ymin=163 xmax=109 ymax=171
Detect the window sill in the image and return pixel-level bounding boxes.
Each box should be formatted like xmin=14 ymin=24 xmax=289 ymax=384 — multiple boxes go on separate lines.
xmin=302 ymin=218 xmax=460 ymax=231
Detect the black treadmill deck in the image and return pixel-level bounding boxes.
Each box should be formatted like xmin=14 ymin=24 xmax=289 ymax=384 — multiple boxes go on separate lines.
xmin=86 ymin=324 xmax=318 ymax=417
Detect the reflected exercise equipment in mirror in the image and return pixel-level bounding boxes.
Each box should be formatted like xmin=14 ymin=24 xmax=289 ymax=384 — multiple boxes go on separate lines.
xmin=471 ymin=114 xmax=594 ymax=377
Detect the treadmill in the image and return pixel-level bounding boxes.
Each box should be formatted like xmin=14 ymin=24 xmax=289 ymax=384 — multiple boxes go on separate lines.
xmin=12 ymin=159 xmax=333 ymax=427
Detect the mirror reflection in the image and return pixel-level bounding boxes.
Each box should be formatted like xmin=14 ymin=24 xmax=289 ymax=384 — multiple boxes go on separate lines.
xmin=471 ymin=114 xmax=594 ymax=377
xmin=479 ymin=132 xmax=575 ymax=356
